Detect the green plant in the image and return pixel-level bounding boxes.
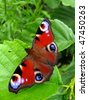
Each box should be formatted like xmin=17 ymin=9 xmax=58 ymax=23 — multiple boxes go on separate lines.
xmin=0 ymin=0 xmax=75 ymax=100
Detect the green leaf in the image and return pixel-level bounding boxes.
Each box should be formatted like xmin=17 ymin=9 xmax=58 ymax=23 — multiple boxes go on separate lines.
xmin=0 ymin=40 xmax=62 ymax=100
xmin=0 ymin=39 xmax=28 ymax=77
xmin=44 ymin=0 xmax=60 ymax=9
xmin=47 ymin=94 xmax=63 ymax=100
xmin=61 ymin=0 xmax=75 ymax=7
xmin=59 ymin=57 xmax=75 ymax=84
xmin=52 ymin=19 xmax=74 ymax=52
xmin=50 ymin=5 xmax=75 ymax=31
xmin=49 ymin=66 xmax=63 ymax=85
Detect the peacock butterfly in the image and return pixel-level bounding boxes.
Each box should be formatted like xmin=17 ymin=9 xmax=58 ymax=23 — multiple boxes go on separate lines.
xmin=8 ymin=19 xmax=59 ymax=93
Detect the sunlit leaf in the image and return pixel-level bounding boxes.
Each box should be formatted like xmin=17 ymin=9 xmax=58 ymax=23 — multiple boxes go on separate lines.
xmin=50 ymin=5 xmax=75 ymax=31
xmin=61 ymin=0 xmax=75 ymax=7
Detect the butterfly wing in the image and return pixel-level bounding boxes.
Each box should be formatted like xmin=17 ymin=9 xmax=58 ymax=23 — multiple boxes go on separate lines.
xmin=9 ymin=56 xmax=53 ymax=93
xmin=33 ymin=18 xmax=54 ymax=47
xmin=9 ymin=19 xmax=59 ymax=93
xmin=9 ymin=59 xmax=35 ymax=93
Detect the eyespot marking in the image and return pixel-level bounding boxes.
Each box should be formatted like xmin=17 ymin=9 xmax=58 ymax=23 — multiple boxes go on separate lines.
xmin=40 ymin=21 xmax=49 ymax=32
xmin=46 ymin=42 xmax=57 ymax=53
xmin=10 ymin=74 xmax=21 ymax=89
xmin=34 ymin=71 xmax=44 ymax=83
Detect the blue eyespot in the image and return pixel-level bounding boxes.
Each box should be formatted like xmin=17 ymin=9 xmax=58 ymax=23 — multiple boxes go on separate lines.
xmin=35 ymin=73 xmax=43 ymax=81
xmin=47 ymin=42 xmax=57 ymax=52
xmin=50 ymin=44 xmax=56 ymax=52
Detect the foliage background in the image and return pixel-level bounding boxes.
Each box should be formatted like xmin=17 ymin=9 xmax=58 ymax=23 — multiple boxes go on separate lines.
xmin=0 ymin=0 xmax=75 ymax=100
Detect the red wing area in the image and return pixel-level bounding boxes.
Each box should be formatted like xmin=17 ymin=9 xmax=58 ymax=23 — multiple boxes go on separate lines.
xmin=9 ymin=59 xmax=35 ymax=93
xmin=35 ymin=31 xmax=54 ymax=47
xmin=34 ymin=19 xmax=54 ymax=47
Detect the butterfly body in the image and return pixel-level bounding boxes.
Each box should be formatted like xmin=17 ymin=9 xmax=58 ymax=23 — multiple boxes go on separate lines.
xmin=9 ymin=19 xmax=59 ymax=93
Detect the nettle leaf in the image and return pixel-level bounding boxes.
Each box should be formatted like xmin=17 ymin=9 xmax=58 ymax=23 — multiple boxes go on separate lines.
xmin=50 ymin=5 xmax=75 ymax=31
xmin=59 ymin=57 xmax=75 ymax=84
xmin=0 ymin=40 xmax=28 ymax=78
xmin=52 ymin=19 xmax=74 ymax=52
xmin=0 ymin=39 xmax=62 ymax=100
xmin=61 ymin=0 xmax=75 ymax=7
